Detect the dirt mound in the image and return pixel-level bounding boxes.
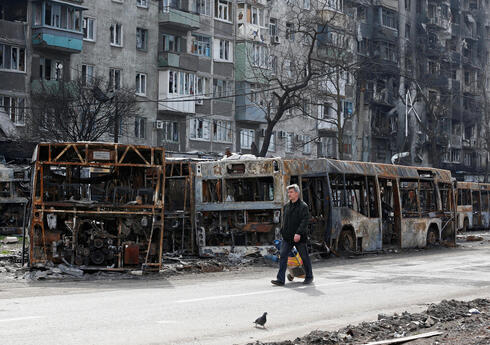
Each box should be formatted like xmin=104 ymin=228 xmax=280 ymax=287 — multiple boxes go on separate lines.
xmin=249 ymin=299 xmax=490 ymax=345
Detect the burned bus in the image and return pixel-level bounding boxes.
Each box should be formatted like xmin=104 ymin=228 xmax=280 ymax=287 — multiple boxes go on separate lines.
xmin=0 ymin=163 xmax=29 ymax=235
xmin=29 ymin=143 xmax=166 ymax=271
xmin=194 ymin=158 xmax=456 ymax=256
xmin=455 ymin=182 xmax=490 ymax=231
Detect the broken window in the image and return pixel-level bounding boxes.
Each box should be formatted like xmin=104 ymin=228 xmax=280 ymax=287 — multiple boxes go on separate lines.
xmin=481 ymin=191 xmax=489 ymax=211
xmin=472 ymin=191 xmax=480 ymax=212
xmin=224 ymin=177 xmax=274 ymax=202
xmin=419 ymin=181 xmax=437 ymax=214
xmin=438 ymin=183 xmax=452 ymax=212
xmin=457 ymin=189 xmax=471 ymax=206
xmin=329 ymin=174 xmax=378 ymax=218
xmin=400 ymin=180 xmax=419 ymax=217
xmin=202 ymin=179 xmax=222 ymax=202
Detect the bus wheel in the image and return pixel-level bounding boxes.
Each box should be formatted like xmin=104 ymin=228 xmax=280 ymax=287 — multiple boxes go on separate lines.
xmin=427 ymin=227 xmax=439 ymax=246
xmin=338 ymin=229 xmax=356 ymax=254
xmin=462 ymin=218 xmax=469 ymax=233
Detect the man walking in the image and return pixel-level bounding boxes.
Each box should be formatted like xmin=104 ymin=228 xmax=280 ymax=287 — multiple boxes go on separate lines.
xmin=271 ymin=184 xmax=313 ymax=286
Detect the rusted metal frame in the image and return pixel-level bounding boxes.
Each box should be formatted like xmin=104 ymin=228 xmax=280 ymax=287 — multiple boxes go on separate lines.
xmin=190 ymin=167 xmax=195 ymax=254
xmin=41 ymin=161 xmax=161 ymax=168
xmin=40 ymin=202 xmax=159 ymax=210
xmin=72 ymin=145 xmax=84 ymax=163
xmin=118 ymin=145 xmax=131 ymax=165
xmin=131 ymin=146 xmax=150 ymax=166
xmin=35 ymin=209 xmax=157 ymax=215
xmin=52 ymin=143 xmax=73 ymax=163
xmin=181 ymin=175 xmax=188 ymax=251
xmin=158 ymin=152 xmax=166 ymax=269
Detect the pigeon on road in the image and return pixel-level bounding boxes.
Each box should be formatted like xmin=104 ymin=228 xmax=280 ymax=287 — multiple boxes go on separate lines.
xmin=254 ymin=312 xmax=267 ymax=328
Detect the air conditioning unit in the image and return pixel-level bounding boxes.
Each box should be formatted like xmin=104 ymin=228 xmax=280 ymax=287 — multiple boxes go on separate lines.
xmin=279 ymin=130 xmax=287 ymax=139
xmin=272 ymin=35 xmax=280 ymax=44
xmin=195 ymin=98 xmax=203 ymax=105
xmin=154 ymin=120 xmax=164 ymax=130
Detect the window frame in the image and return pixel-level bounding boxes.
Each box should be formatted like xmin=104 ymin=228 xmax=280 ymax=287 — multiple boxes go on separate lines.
xmin=136 ymin=27 xmax=148 ymax=50
xmin=240 ymin=129 xmax=255 ymax=149
xmin=190 ymin=118 xmax=211 ymax=141
xmin=83 ymin=17 xmax=96 ymax=41
xmin=109 ymin=68 xmax=122 ymax=90
xmin=136 ymin=0 xmax=148 ymax=8
xmin=214 ymin=0 xmax=232 ymax=22
xmin=134 ymin=116 xmax=146 ymax=139
xmin=110 ymin=23 xmax=123 ymax=47
xmin=136 ymin=72 xmax=147 ymax=96
xmin=212 ymin=120 xmax=233 ymax=143
xmin=81 ymin=64 xmax=94 ymax=86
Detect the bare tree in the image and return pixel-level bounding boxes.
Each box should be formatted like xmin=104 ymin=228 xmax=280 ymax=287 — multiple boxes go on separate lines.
xmin=29 ymin=75 xmax=139 ymax=142
xmin=241 ymin=1 xmax=356 ymax=157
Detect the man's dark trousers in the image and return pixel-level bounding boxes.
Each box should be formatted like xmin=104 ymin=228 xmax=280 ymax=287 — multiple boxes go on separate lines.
xmin=276 ymin=240 xmax=313 ymax=283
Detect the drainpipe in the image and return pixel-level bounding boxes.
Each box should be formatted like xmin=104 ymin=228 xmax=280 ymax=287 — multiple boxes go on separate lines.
xmin=391 ymin=152 xmax=409 ymax=165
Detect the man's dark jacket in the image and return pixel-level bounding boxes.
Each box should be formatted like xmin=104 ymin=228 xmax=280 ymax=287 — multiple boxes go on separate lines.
xmin=281 ymin=199 xmax=310 ymax=244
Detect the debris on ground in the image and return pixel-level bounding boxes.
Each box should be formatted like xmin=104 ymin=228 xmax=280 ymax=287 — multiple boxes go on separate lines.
xmin=465 ymin=235 xmax=484 ymax=242
xmin=248 ymin=299 xmax=490 ymax=345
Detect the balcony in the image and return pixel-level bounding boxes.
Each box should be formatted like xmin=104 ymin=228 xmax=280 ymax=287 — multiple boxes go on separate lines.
xmin=427 ymin=16 xmax=450 ymax=31
xmin=158 ymin=52 xmax=199 ymax=71
xmin=31 ymin=1 xmax=86 ymax=53
xmin=159 ymin=7 xmax=200 ymax=30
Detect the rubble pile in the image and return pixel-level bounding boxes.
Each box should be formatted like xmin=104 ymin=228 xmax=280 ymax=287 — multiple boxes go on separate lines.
xmin=249 ymin=299 xmax=490 ymax=345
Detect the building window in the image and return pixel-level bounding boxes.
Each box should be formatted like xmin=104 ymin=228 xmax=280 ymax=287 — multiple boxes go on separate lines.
xmin=192 ymin=35 xmax=211 ymax=57
xmin=268 ymin=132 xmax=276 ymax=152
xmin=214 ymin=39 xmax=232 ymax=61
xmin=380 ymin=42 xmax=396 ymax=62
xmin=162 ymin=34 xmax=185 ymax=52
xmin=326 ymin=0 xmax=342 ymax=11
xmin=269 ymin=18 xmax=277 ymax=36
xmin=109 ymin=68 xmax=122 ymax=90
xmin=110 ymin=23 xmax=123 ymax=46
xmin=136 ymin=73 xmax=147 ymax=96
xmin=240 ymin=129 xmax=255 ymax=149
xmin=213 ymin=120 xmax=232 ymax=142
xmin=343 ymin=101 xmax=353 ymax=116
xmin=1 ymin=96 xmax=25 ymax=126
xmin=286 ymin=132 xmax=294 ymax=153
xmin=190 ymin=118 xmax=210 ymax=140
xmin=162 ymin=121 xmax=179 ymax=142
xmin=195 ymin=0 xmax=211 ymax=15
xmin=134 ymin=116 xmax=146 ymax=139
xmin=83 ymin=17 xmax=95 ymax=41
xmin=81 ymin=64 xmax=94 ymax=85
xmin=197 ymin=75 xmax=210 ymax=97
xmin=168 ymin=70 xmax=196 ymax=96
xmin=252 ymin=44 xmax=268 ymax=67
xmin=136 ymin=28 xmax=148 ymax=50
xmin=286 ymin=22 xmax=294 ymax=40
xmin=0 ymin=44 xmax=25 ymax=72
xmin=381 ymin=8 xmax=397 ymax=29
xmin=215 ymin=0 xmax=231 ymax=22
xmin=213 ymin=79 xmax=231 ymax=98
xmin=303 ymin=135 xmax=311 ymax=154
xmin=303 ymin=0 xmax=310 ymax=9
xmin=136 ymin=0 xmax=148 ymax=7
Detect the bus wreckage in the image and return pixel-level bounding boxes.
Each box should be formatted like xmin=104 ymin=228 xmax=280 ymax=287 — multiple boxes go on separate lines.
xmin=29 ymin=142 xmax=457 ymax=271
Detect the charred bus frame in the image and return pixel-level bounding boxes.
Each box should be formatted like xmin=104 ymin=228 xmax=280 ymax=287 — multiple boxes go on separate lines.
xmin=455 ymin=182 xmax=490 ymax=231
xmin=194 ymin=158 xmax=456 ymax=256
xmin=29 ymin=143 xmax=166 ymax=271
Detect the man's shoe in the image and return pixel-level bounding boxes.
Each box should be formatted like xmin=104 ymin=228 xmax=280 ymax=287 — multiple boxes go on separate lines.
xmin=271 ymin=279 xmax=285 ymax=286
xmin=303 ymin=277 xmax=314 ymax=284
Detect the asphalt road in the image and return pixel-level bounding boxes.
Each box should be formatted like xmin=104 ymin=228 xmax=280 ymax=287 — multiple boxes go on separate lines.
xmin=1 ymin=238 xmax=489 ymax=345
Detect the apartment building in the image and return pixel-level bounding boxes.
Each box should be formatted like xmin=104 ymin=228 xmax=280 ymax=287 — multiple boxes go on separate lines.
xmin=156 ymin=0 xmax=236 ymax=154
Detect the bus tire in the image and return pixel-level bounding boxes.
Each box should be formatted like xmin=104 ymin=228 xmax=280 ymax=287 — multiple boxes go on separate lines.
xmin=338 ymin=228 xmax=356 ymax=254
xmin=462 ymin=218 xmax=469 ymax=233
xmin=426 ymin=225 xmax=439 ymax=246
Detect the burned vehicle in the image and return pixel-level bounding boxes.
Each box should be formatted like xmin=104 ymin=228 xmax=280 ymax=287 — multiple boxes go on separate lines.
xmin=194 ymin=158 xmax=285 ymax=256
xmin=194 ymin=158 xmax=456 ymax=256
xmin=0 ymin=163 xmax=29 ymax=235
xmin=29 ymin=143 xmax=166 ymax=270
